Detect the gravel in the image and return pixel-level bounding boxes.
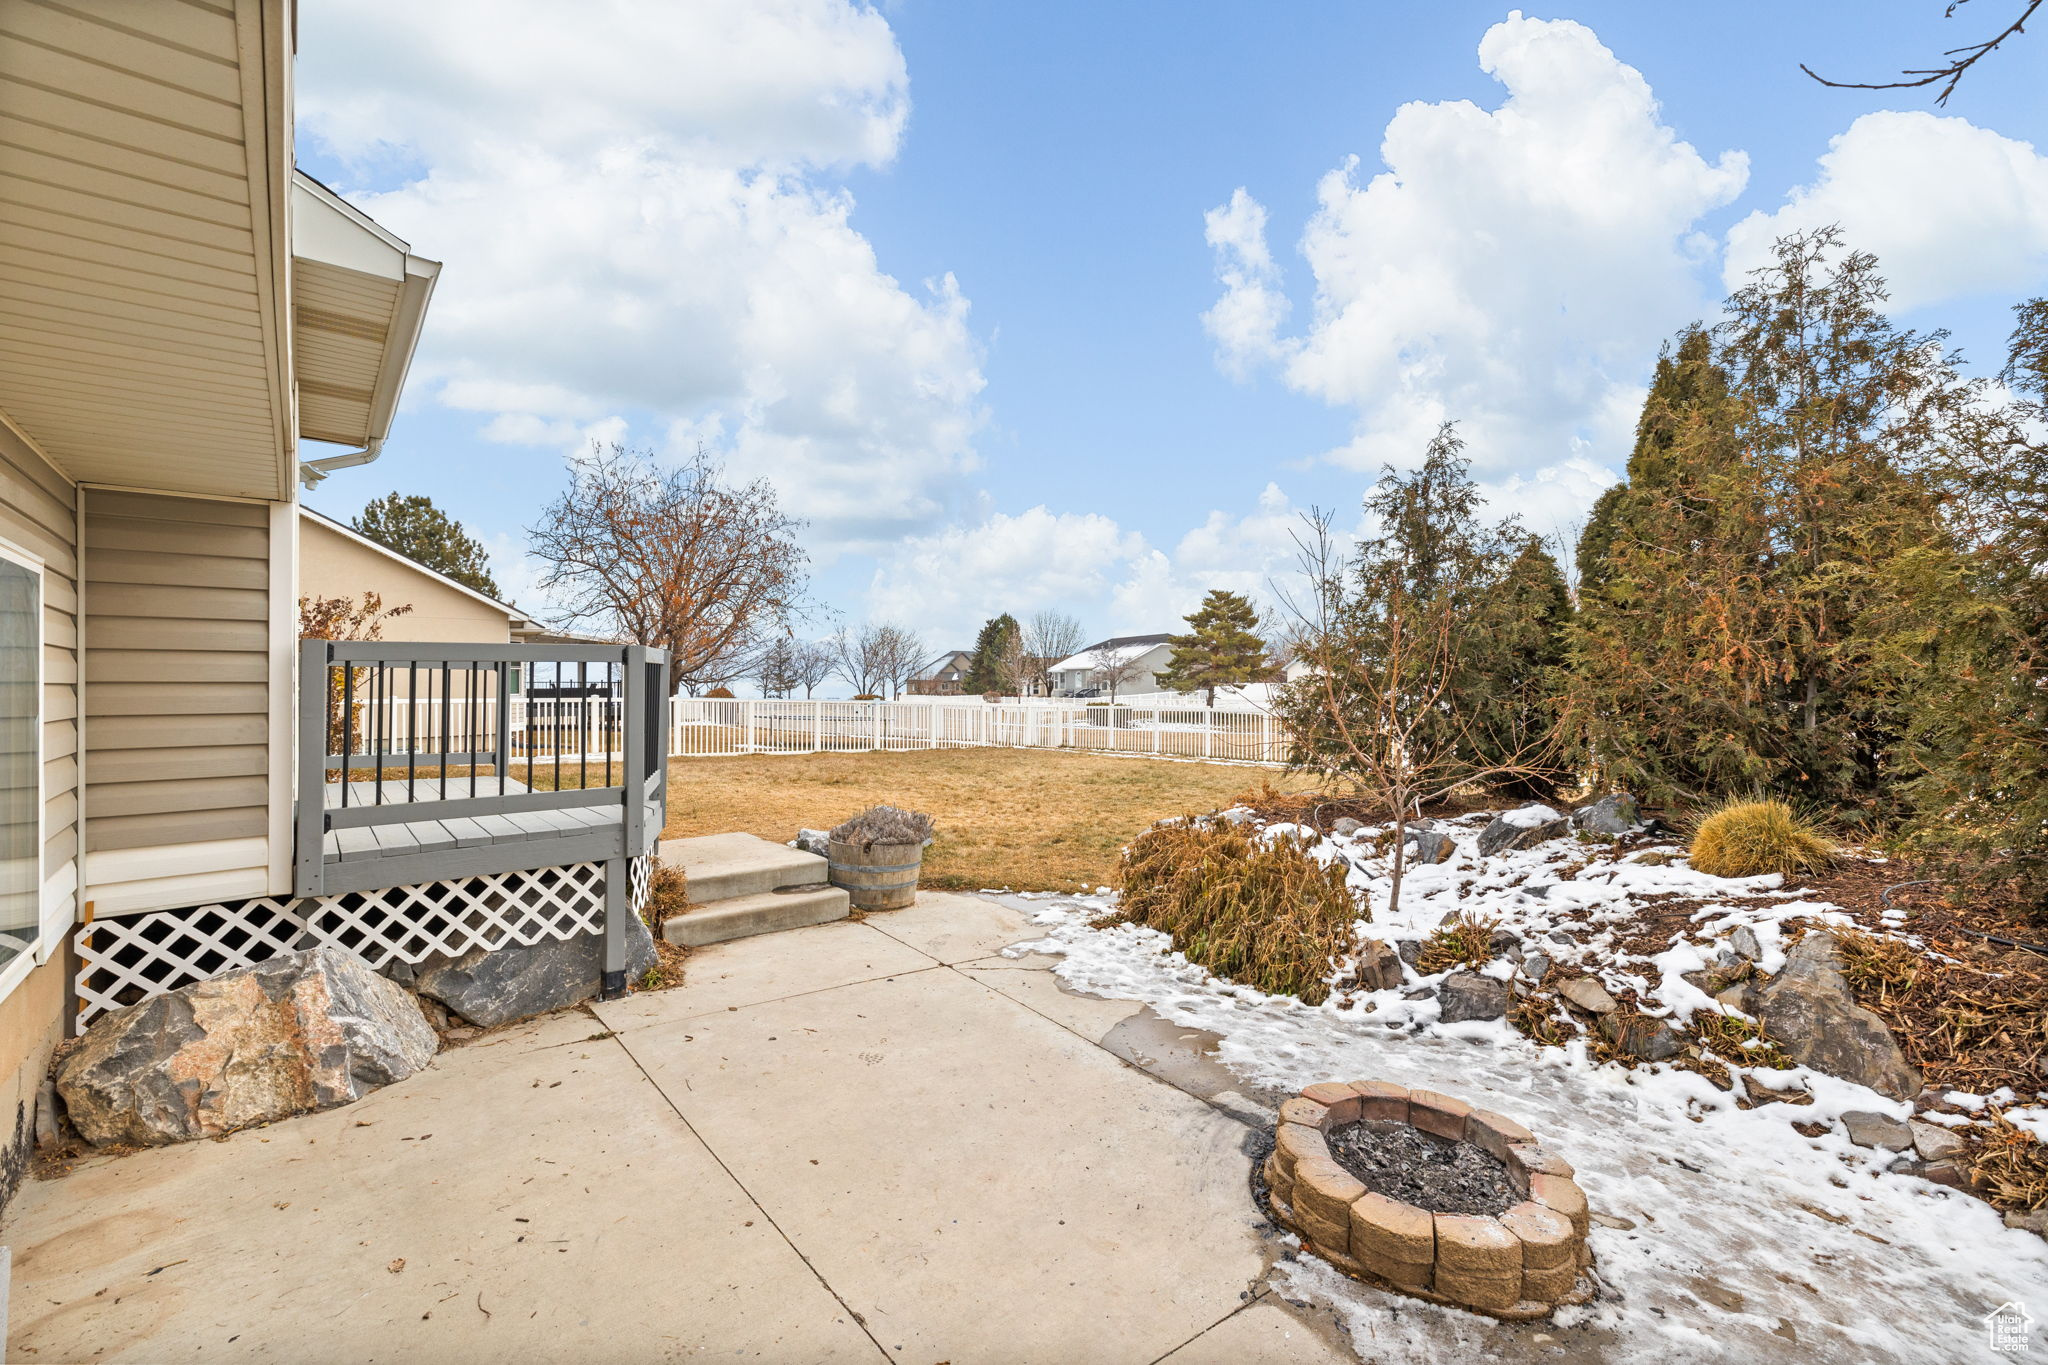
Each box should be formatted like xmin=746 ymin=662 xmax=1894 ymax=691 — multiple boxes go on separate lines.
xmin=1325 ymin=1119 xmax=1518 ymax=1217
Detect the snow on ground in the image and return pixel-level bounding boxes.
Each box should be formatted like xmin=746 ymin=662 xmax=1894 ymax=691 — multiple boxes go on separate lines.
xmin=1004 ymin=816 xmax=2048 ymax=1363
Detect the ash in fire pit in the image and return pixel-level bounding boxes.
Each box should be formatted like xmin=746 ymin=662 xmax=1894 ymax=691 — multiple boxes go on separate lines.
xmin=1329 ymin=1119 xmax=1516 ymax=1217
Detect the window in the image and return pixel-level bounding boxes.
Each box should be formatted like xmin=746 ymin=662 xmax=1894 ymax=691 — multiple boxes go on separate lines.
xmin=0 ymin=542 xmax=40 ymax=987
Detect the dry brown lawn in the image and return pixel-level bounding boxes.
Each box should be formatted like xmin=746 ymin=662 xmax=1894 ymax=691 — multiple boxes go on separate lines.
xmin=660 ymin=748 xmax=1313 ymax=891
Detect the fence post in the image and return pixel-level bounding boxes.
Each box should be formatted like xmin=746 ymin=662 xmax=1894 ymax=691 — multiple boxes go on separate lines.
xmin=1205 ymin=711 xmax=1214 ymax=761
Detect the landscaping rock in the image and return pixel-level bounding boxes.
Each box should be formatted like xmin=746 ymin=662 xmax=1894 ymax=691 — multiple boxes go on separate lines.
xmin=1714 ymin=982 xmax=1755 ymax=1014
xmin=1396 ymin=939 xmax=1422 ymax=968
xmin=1753 ymin=932 xmax=1920 ymax=1100
xmin=1439 ymin=972 xmax=1510 ymax=1023
xmin=1331 ymin=817 xmax=1364 ymax=837
xmin=1489 ymin=928 xmax=1522 ymax=959
xmin=2005 ymin=1209 xmax=2048 ymax=1238
xmin=1559 ymin=978 xmax=1618 ymax=1015
xmin=1729 ymin=926 xmax=1764 ymax=962
xmin=414 ymin=918 xmax=657 ymax=1029
xmin=1521 ymin=952 xmax=1551 ymax=982
xmin=1356 ymin=938 xmax=1403 ymax=992
xmin=1599 ymin=1012 xmax=1685 ymax=1062
xmin=1477 ymin=806 xmax=1570 ymax=857
xmin=1406 ymin=826 xmax=1456 ymax=865
xmin=1841 ymin=1111 xmax=1912 ymax=1151
xmin=1571 ymin=794 xmax=1641 ymax=836
xmin=794 ymin=828 xmax=831 ymax=857
xmin=56 ymin=948 xmax=435 ymax=1147
xmin=1910 ymin=1120 xmax=1967 ymax=1163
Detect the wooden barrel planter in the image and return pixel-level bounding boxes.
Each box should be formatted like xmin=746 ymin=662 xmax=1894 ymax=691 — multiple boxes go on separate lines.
xmin=827 ymin=839 xmax=923 ymax=910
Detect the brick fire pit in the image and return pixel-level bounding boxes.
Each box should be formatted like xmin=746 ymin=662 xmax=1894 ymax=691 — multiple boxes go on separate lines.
xmin=1263 ymin=1079 xmax=1595 ymax=1319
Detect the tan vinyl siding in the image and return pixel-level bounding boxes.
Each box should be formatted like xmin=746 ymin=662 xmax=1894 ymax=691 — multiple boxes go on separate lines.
xmin=84 ymin=491 xmax=269 ymax=854
xmin=0 ymin=425 xmax=79 ymax=893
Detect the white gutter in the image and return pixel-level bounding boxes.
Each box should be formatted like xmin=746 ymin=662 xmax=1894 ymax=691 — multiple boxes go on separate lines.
xmin=299 ymin=438 xmax=382 ymax=487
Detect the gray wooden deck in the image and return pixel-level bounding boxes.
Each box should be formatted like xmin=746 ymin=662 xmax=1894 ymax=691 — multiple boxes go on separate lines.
xmin=318 ymin=777 xmax=662 ymax=893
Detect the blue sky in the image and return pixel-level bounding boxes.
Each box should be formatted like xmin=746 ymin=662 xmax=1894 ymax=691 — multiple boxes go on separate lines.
xmin=296 ymin=2 xmax=2048 ymax=671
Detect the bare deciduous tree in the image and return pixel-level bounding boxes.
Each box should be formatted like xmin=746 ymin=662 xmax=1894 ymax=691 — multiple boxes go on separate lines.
xmin=791 ymin=640 xmax=836 ymax=698
xmin=833 ymin=623 xmax=922 ymax=698
xmin=1090 ymin=641 xmax=1150 ymax=703
xmin=871 ymin=624 xmax=926 ymax=700
xmin=1020 ymin=610 xmax=1084 ymax=696
xmin=528 ymin=442 xmax=810 ymax=696
xmin=1279 ymin=510 xmax=1560 ymax=917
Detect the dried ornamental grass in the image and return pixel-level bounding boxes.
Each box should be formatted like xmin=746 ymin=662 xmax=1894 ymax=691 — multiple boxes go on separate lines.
xmin=830 ymin=804 xmax=936 ymax=850
xmin=1688 ymin=799 xmax=1837 ymax=879
xmin=1101 ymin=819 xmax=1363 ymax=1004
xmin=1415 ymin=912 xmax=1501 ymax=975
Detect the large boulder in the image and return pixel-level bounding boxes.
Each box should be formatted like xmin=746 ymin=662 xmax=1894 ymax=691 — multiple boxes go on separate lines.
xmin=1570 ymin=794 xmax=1641 ymax=836
xmin=57 ymin=948 xmax=435 ymax=1147
xmin=1477 ymin=805 xmax=1569 ymax=857
xmin=1753 ymin=932 xmax=1920 ymax=1100
xmin=413 ymin=917 xmax=657 ymax=1029
xmin=1438 ymin=971 xmax=1510 ymax=1023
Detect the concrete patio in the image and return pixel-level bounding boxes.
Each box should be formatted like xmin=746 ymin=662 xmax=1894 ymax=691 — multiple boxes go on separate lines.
xmin=4 ymin=894 xmax=1355 ymax=1364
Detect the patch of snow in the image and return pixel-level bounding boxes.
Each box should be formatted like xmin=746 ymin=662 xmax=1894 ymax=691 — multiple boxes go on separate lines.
xmin=1501 ymin=803 xmax=1564 ymax=828
xmin=1015 ymin=890 xmax=2048 ymax=1362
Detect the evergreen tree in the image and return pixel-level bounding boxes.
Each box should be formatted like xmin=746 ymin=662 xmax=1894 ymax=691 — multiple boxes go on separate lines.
xmin=1891 ymin=297 xmax=2048 ymax=912
xmin=962 ymin=613 xmax=1020 ymax=694
xmin=1280 ymin=424 xmax=1564 ymax=798
xmin=1569 ymin=229 xmax=1965 ymax=817
xmin=1469 ymin=537 xmax=1573 ymax=798
xmin=1155 ymin=590 xmax=1269 ymax=706
xmin=354 ymin=493 xmax=501 ymax=598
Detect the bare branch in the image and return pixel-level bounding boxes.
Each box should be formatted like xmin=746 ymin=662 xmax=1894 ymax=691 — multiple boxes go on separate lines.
xmin=1803 ymin=0 xmax=2039 ymax=104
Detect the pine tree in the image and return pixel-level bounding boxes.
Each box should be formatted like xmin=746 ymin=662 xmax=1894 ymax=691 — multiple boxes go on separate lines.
xmin=962 ymin=613 xmax=1020 ymax=694
xmin=354 ymin=493 xmax=501 ymax=598
xmin=1156 ymin=590 xmax=1269 ymax=706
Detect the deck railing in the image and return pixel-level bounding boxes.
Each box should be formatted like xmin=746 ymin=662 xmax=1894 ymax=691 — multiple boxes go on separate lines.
xmin=294 ymin=641 xmax=668 ymax=898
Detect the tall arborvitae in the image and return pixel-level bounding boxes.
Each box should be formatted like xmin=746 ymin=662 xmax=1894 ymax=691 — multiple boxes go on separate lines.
xmin=1577 ymin=327 xmax=1726 ymax=601
xmin=1469 ymin=536 xmax=1573 ymax=798
xmin=1891 ymin=298 xmax=2048 ymax=912
xmin=1571 ymin=229 xmax=1967 ymax=817
xmin=962 ymin=613 xmax=1020 ymax=694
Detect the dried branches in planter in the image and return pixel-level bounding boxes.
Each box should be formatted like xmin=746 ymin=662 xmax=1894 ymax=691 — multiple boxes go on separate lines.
xmin=829 ymin=805 xmax=936 ymax=850
xmin=1102 ymin=820 xmax=1361 ymax=1004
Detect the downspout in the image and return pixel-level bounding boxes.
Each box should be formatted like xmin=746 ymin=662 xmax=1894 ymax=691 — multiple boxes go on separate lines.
xmin=70 ymin=484 xmax=87 ymax=1030
xmin=298 ymin=438 xmax=383 ymax=488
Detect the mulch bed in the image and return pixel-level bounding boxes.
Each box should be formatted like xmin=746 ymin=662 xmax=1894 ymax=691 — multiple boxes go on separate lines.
xmin=1326 ymin=1119 xmax=1517 ymax=1217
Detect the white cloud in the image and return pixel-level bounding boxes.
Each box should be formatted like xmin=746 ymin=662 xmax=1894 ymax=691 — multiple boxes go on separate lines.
xmin=1724 ymin=111 xmax=2048 ymax=313
xmin=298 ymin=0 xmax=984 ymax=554
xmin=866 ymin=485 xmax=1312 ymax=644
xmin=1203 ymin=12 xmax=1746 ymax=490
xmin=1202 ymin=189 xmax=1290 ymax=377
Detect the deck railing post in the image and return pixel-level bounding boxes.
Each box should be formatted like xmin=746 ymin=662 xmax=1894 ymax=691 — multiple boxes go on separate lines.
xmin=494 ymin=661 xmax=513 ymax=795
xmin=294 ymin=638 xmax=331 ymax=898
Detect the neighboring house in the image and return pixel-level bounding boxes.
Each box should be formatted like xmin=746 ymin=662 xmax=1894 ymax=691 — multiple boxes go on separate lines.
xmin=1048 ymin=635 xmax=1176 ymax=698
xmin=0 ymin=0 xmax=664 ymax=1215
xmin=299 ymin=508 xmax=544 ymax=644
xmin=905 ymin=649 xmax=974 ymax=696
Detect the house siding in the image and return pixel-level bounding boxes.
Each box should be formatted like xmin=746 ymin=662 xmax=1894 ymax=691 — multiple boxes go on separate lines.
xmin=0 ymin=421 xmax=79 ymax=1216
xmin=83 ymin=489 xmax=273 ymax=907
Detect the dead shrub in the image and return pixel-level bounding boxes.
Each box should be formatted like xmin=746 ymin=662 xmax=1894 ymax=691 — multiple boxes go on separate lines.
xmin=1691 ymin=1010 xmax=1792 ymax=1071
xmin=1101 ymin=819 xmax=1362 ymax=1004
xmin=1415 ymin=912 xmax=1501 ymax=975
xmin=1967 ymin=1115 xmax=2048 ymax=1213
xmin=635 ymin=860 xmax=692 ymax=992
xmin=1688 ymin=799 xmax=1837 ymax=879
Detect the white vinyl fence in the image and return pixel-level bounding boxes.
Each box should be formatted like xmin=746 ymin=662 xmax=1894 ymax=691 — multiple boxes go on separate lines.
xmin=669 ymin=698 xmax=1287 ymax=765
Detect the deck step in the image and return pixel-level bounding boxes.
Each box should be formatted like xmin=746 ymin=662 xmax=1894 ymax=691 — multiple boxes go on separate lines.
xmin=662 ymin=884 xmax=851 ymax=948
xmin=659 ymin=831 xmax=827 ymax=903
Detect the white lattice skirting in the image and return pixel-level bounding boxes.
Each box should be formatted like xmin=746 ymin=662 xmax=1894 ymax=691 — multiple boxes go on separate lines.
xmin=73 ymin=857 xmax=649 ymax=1032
